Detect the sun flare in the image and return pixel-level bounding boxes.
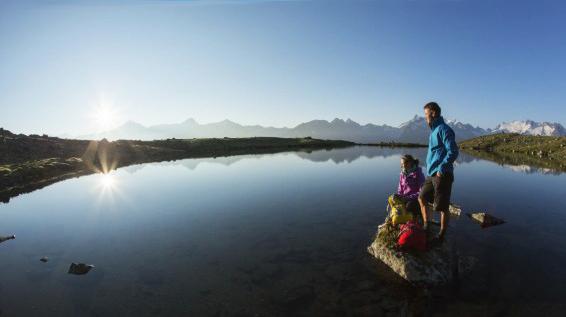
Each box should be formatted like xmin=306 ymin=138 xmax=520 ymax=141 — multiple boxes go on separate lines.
xmin=100 ymin=173 xmax=115 ymax=189
xmin=93 ymin=106 xmax=117 ymax=130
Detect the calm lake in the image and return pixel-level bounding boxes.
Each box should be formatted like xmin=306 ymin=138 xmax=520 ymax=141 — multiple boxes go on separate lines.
xmin=1 ymin=146 xmax=565 ymax=316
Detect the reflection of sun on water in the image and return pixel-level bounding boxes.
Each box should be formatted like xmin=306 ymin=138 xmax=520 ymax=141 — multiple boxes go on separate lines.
xmin=92 ymin=171 xmax=133 ymax=209
xmin=100 ymin=173 xmax=115 ymax=189
xmin=95 ymin=172 xmax=121 ymax=205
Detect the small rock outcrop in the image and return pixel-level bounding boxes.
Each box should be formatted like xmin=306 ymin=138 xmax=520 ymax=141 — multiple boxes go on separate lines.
xmin=467 ymin=212 xmax=505 ymax=228
xmin=0 ymin=235 xmax=15 ymax=244
xmin=68 ymin=263 xmax=94 ymax=275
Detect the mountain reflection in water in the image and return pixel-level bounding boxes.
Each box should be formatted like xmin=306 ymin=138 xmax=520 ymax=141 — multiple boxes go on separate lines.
xmin=122 ymin=146 xmax=559 ymax=176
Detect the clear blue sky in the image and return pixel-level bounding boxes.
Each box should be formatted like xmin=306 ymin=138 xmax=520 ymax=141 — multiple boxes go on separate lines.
xmin=1 ymin=0 xmax=565 ymax=135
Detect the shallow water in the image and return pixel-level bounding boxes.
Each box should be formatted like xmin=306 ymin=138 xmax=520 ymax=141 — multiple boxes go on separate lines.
xmin=0 ymin=146 xmax=565 ymax=316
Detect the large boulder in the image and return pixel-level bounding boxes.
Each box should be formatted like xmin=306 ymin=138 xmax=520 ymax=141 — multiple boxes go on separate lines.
xmin=367 ymin=220 xmax=476 ymax=285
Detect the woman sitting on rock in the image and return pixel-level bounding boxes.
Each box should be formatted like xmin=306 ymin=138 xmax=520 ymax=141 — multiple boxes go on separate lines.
xmin=397 ymin=154 xmax=425 ymax=218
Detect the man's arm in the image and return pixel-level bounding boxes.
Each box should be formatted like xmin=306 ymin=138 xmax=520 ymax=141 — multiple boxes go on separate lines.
xmin=438 ymin=127 xmax=459 ymax=174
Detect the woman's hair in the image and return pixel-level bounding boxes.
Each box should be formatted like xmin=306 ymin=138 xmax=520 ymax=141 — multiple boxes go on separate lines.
xmin=401 ymin=154 xmax=419 ymax=167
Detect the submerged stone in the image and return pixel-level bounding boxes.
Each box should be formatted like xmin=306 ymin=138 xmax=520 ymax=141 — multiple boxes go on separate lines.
xmin=68 ymin=263 xmax=94 ymax=275
xmin=0 ymin=234 xmax=15 ymax=244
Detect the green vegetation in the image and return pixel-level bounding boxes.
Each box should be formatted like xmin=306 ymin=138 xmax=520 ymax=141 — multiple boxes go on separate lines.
xmin=459 ymin=133 xmax=566 ymax=173
xmin=137 ymin=137 xmax=355 ymax=157
xmin=376 ymin=220 xmax=400 ymax=249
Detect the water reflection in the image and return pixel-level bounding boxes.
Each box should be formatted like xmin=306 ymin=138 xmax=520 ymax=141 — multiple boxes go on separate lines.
xmin=94 ymin=172 xmax=123 ymax=205
xmin=504 ymin=164 xmax=563 ymax=175
xmin=461 ymin=149 xmax=565 ymax=175
xmin=125 ymin=146 xmax=566 ymax=175
xmin=100 ymin=173 xmax=116 ymax=189
xmin=0 ymin=146 xmax=565 ymax=316
xmin=118 ymin=146 xmax=509 ymax=174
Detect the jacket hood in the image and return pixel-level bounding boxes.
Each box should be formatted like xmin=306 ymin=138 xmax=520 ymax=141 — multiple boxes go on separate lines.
xmin=430 ymin=116 xmax=445 ymax=130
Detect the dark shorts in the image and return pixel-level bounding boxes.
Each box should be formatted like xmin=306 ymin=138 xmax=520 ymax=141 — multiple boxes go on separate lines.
xmin=419 ymin=173 xmax=454 ymax=212
xmin=398 ymin=196 xmax=421 ymax=217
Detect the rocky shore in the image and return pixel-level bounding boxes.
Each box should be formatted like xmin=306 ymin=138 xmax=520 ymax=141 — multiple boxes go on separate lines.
xmin=459 ymin=133 xmax=566 ymax=173
xmin=0 ymin=129 xmax=354 ymax=202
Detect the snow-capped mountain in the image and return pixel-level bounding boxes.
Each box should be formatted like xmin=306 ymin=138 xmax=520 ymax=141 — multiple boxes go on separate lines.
xmin=291 ymin=118 xmax=400 ymax=143
xmin=396 ymin=115 xmax=488 ymax=143
xmin=75 ymin=117 xmax=562 ymax=143
xmin=76 ymin=115 xmax=490 ymax=143
xmin=492 ymin=120 xmax=566 ymax=136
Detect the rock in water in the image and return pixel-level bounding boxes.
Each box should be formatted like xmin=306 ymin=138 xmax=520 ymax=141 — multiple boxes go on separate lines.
xmin=424 ymin=203 xmax=461 ymax=216
xmin=467 ymin=212 xmax=505 ymax=228
xmin=68 ymin=263 xmax=94 ymax=275
xmin=0 ymin=235 xmax=15 ymax=244
xmin=448 ymin=204 xmax=462 ymax=216
xmin=367 ymin=222 xmax=475 ymax=285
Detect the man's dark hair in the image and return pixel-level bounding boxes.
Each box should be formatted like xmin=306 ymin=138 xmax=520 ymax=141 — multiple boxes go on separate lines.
xmin=424 ymin=102 xmax=441 ymax=116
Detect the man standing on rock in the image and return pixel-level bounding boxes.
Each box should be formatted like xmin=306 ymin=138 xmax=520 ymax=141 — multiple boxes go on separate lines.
xmin=418 ymin=102 xmax=459 ymax=242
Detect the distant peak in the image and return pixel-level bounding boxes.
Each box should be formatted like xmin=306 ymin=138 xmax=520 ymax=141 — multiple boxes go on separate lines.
xmin=217 ymin=119 xmax=240 ymax=126
xmin=122 ymin=120 xmax=145 ymax=127
xmin=398 ymin=115 xmax=425 ymax=128
xmin=182 ymin=118 xmax=198 ymax=125
xmin=406 ymin=115 xmax=424 ymax=122
xmin=331 ymin=118 xmax=345 ymax=123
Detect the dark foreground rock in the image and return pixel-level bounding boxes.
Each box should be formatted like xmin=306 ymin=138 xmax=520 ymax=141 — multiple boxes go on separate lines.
xmin=367 ymin=209 xmax=476 ymax=285
xmin=0 ymin=235 xmax=16 ymax=244
xmin=68 ymin=263 xmax=95 ymax=275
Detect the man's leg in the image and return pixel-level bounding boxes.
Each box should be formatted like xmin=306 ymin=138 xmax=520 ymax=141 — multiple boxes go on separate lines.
xmin=433 ymin=173 xmax=454 ymax=240
xmin=439 ymin=211 xmax=449 ymax=238
xmin=418 ymin=177 xmax=434 ymax=229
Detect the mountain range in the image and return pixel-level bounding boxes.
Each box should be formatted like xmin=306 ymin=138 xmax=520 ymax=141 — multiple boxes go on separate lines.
xmin=78 ymin=117 xmax=565 ymax=143
xmin=492 ymin=120 xmax=566 ymax=136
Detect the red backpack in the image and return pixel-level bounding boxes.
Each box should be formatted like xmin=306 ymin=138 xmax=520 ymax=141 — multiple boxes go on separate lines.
xmin=397 ymin=220 xmax=426 ymax=252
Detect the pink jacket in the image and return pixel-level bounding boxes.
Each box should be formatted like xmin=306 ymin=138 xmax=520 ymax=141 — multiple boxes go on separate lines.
xmin=397 ymin=167 xmax=425 ymax=200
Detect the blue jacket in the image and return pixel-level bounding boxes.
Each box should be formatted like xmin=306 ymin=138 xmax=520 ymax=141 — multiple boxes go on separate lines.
xmin=426 ymin=116 xmax=459 ymax=176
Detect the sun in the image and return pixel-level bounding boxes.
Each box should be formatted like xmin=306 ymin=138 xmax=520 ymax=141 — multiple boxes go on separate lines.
xmin=93 ymin=106 xmax=117 ymax=130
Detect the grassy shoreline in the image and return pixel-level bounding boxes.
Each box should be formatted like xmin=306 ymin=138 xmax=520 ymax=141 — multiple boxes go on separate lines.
xmin=459 ymin=133 xmax=566 ymax=173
